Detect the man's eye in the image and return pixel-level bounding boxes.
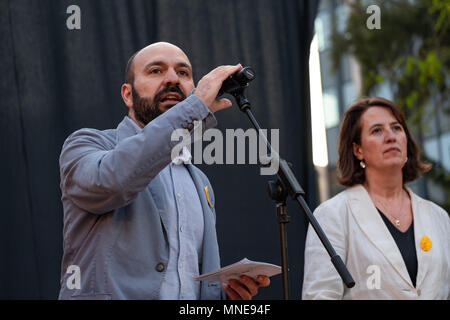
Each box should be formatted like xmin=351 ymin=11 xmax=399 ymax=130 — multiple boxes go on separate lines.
xmin=178 ymin=70 xmax=189 ymax=76
xmin=150 ymin=69 xmax=161 ymax=74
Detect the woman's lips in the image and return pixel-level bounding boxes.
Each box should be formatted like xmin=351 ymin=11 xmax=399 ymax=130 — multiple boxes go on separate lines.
xmin=384 ymin=147 xmax=400 ymax=153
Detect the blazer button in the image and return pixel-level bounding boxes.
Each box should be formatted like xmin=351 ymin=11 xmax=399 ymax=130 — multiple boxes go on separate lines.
xmin=186 ymin=122 xmax=194 ymax=131
xmin=155 ymin=263 xmax=165 ymax=272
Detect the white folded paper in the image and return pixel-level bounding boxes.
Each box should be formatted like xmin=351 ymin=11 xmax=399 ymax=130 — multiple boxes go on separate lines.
xmin=194 ymin=258 xmax=281 ymax=282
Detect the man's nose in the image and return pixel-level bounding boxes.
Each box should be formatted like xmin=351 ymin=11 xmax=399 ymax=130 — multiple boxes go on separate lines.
xmin=163 ymin=68 xmax=180 ymax=86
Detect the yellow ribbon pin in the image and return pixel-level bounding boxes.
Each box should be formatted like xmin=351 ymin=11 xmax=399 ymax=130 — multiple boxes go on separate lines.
xmin=420 ymin=235 xmax=432 ymax=251
xmin=204 ymin=186 xmax=214 ymax=209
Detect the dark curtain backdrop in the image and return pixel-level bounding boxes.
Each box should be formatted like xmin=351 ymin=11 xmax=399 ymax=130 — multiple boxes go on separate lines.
xmin=0 ymin=0 xmax=319 ymax=299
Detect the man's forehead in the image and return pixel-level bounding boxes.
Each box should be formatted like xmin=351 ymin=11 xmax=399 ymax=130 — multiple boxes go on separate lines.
xmin=134 ymin=42 xmax=192 ymax=70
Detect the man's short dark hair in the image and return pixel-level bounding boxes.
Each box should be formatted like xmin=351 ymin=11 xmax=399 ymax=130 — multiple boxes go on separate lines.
xmin=125 ymin=50 xmax=140 ymax=84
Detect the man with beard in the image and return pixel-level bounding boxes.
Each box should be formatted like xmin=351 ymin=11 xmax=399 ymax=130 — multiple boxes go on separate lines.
xmin=58 ymin=42 xmax=269 ymax=300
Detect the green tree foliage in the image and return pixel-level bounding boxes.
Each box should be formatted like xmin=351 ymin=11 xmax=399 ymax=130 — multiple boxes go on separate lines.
xmin=331 ymin=0 xmax=450 ymax=211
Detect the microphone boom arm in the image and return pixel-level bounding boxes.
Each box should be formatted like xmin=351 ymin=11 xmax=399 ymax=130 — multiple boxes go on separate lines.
xmin=226 ymin=71 xmax=355 ymax=297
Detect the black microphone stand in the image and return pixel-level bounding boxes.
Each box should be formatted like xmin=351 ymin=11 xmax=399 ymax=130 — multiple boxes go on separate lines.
xmin=228 ymin=87 xmax=355 ymax=300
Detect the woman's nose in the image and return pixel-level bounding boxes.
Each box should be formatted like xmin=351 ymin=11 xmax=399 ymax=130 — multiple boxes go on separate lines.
xmin=385 ymin=127 xmax=397 ymax=142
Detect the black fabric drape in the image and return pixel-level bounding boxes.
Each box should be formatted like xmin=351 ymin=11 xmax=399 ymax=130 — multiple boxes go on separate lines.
xmin=0 ymin=0 xmax=318 ymax=299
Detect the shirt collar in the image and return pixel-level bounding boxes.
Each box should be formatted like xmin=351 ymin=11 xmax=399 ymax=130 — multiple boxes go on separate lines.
xmin=172 ymin=146 xmax=192 ymax=165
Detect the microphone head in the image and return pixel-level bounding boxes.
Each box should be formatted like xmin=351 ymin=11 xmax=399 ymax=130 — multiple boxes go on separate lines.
xmin=218 ymin=66 xmax=255 ymax=97
xmin=234 ymin=67 xmax=255 ymax=86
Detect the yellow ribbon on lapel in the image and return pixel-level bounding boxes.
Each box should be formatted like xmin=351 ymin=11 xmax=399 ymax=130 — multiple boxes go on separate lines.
xmin=204 ymin=186 xmax=214 ymax=209
xmin=420 ymin=235 xmax=432 ymax=251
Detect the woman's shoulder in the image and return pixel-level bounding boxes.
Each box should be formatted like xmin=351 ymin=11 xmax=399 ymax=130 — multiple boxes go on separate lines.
xmin=314 ymin=185 xmax=363 ymax=216
xmin=408 ymin=188 xmax=449 ymax=221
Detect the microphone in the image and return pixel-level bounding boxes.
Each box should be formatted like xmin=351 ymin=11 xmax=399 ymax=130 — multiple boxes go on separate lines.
xmin=217 ymin=66 xmax=255 ymax=97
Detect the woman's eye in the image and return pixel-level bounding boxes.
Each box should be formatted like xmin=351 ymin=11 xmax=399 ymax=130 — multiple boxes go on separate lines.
xmin=393 ymin=125 xmax=403 ymax=131
xmin=372 ymin=128 xmax=381 ymax=134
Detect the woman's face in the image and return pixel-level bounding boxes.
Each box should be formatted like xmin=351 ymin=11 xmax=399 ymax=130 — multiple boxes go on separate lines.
xmin=353 ymin=106 xmax=408 ymax=172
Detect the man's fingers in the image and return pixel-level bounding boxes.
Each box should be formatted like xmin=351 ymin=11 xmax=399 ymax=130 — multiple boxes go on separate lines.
xmin=214 ymin=64 xmax=242 ymax=82
xmin=222 ymin=283 xmax=241 ymax=300
xmin=210 ymin=98 xmax=232 ymax=113
xmin=239 ymin=276 xmax=259 ymax=296
xmin=194 ymin=64 xmax=242 ymax=111
xmin=223 ymin=282 xmax=248 ymax=300
xmin=228 ymin=279 xmax=252 ymax=300
xmin=223 ymin=276 xmax=270 ymax=300
xmin=256 ymin=275 xmax=271 ymax=287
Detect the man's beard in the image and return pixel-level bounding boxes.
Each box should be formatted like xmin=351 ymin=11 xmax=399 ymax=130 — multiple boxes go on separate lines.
xmin=132 ymin=85 xmax=186 ymax=126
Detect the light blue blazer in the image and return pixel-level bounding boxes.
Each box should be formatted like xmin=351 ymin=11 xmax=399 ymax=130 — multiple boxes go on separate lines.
xmin=58 ymin=95 xmax=224 ymax=299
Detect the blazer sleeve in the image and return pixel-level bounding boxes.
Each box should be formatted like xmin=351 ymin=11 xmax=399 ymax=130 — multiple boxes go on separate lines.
xmin=302 ymin=198 xmax=348 ymax=300
xmin=59 ymin=95 xmax=216 ymax=214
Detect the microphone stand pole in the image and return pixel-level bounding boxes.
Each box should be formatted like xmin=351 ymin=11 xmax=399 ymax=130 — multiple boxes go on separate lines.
xmin=229 ymin=88 xmax=355 ymax=299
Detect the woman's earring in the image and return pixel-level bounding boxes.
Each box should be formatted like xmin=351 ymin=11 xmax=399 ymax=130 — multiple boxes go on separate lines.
xmin=360 ymin=160 xmax=366 ymax=169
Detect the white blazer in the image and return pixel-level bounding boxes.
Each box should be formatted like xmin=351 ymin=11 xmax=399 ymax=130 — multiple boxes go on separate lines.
xmin=302 ymin=184 xmax=450 ymax=300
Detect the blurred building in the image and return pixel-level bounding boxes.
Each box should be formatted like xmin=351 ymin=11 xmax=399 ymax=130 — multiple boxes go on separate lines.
xmin=310 ymin=0 xmax=450 ymax=205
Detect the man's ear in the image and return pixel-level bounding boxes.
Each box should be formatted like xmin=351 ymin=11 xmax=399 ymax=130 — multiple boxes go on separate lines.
xmin=121 ymin=83 xmax=133 ymax=108
xmin=353 ymin=142 xmax=363 ymax=160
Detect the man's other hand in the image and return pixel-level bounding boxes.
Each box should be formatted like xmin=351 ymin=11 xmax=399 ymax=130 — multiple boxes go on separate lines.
xmin=222 ymin=275 xmax=270 ymax=300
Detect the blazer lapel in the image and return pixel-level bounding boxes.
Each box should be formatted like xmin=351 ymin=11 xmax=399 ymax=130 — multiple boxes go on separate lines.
xmin=348 ymin=185 xmax=413 ymax=287
xmin=184 ymin=164 xmax=218 ymax=265
xmin=147 ymin=174 xmax=170 ymax=232
xmin=185 ymin=164 xmax=214 ymax=220
xmin=185 ymin=164 xmax=222 ymax=299
xmin=410 ymin=191 xmax=433 ymax=289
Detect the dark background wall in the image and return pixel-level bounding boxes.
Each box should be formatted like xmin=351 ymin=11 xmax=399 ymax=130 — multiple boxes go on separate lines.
xmin=0 ymin=0 xmax=318 ymax=299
